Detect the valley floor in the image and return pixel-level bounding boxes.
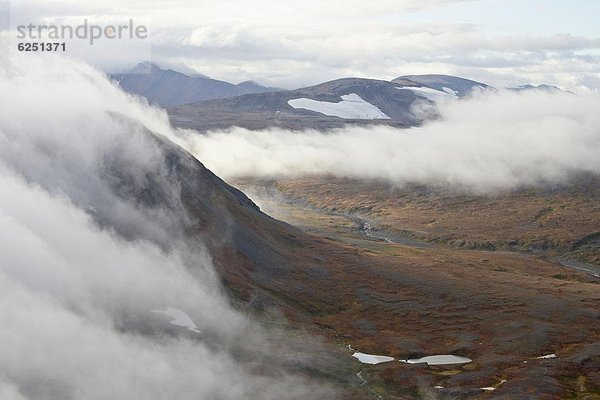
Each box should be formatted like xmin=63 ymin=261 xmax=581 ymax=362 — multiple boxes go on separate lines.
xmin=232 ymin=177 xmax=600 ymax=399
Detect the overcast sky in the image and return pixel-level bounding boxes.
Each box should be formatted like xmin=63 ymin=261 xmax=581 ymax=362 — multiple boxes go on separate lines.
xmin=6 ymin=0 xmax=600 ymax=89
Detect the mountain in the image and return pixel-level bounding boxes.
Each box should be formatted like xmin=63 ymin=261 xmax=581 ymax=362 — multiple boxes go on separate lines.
xmin=393 ymin=74 xmax=489 ymax=96
xmin=168 ymin=77 xmax=427 ymax=131
xmin=110 ymin=62 xmax=280 ymax=107
xmin=509 ymin=84 xmax=563 ymax=93
xmin=164 ymin=72 xmax=560 ymax=132
xmin=394 ymin=75 xmax=563 ymax=97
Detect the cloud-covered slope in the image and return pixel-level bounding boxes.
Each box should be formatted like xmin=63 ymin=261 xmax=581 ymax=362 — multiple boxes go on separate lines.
xmin=0 ymin=55 xmax=342 ymax=400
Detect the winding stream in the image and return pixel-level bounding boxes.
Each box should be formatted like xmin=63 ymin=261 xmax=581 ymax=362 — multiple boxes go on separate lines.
xmin=555 ymin=257 xmax=600 ymax=278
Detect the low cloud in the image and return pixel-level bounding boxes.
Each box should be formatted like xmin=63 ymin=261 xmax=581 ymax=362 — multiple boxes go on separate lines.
xmin=187 ymin=89 xmax=600 ymax=192
xmin=0 ymin=55 xmax=335 ymax=399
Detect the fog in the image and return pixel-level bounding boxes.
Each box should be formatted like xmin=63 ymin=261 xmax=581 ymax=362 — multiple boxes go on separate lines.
xmin=188 ymin=89 xmax=600 ymax=192
xmin=0 ymin=55 xmax=335 ymax=399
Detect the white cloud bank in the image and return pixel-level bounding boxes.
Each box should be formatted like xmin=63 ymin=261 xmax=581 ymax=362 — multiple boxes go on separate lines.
xmin=0 ymin=55 xmax=335 ymax=400
xmin=188 ymin=89 xmax=600 ymax=192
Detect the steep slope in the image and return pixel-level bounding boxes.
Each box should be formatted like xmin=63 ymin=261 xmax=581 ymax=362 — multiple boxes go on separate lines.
xmin=168 ymin=78 xmax=425 ymax=131
xmin=111 ymin=62 xmax=279 ymax=107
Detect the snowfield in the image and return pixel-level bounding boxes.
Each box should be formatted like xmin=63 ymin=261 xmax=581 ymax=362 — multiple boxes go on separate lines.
xmin=352 ymin=352 xmax=394 ymax=364
xmin=400 ymin=86 xmax=457 ymax=103
xmin=536 ymin=354 xmax=557 ymax=359
xmin=287 ymin=93 xmax=390 ymax=119
xmin=442 ymin=87 xmax=459 ymax=95
xmin=400 ymin=355 xmax=472 ymax=365
xmin=150 ymin=308 xmax=202 ymax=333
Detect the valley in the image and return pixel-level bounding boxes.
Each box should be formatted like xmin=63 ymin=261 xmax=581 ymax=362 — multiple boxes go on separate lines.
xmin=228 ymin=176 xmax=600 ymax=399
xmin=236 ymin=177 xmax=600 ymax=270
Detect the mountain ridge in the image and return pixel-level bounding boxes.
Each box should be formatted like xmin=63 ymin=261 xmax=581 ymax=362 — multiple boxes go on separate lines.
xmin=110 ymin=62 xmax=280 ymax=107
xmin=111 ymin=64 xmax=565 ymax=131
xmin=168 ymin=77 xmax=427 ymax=131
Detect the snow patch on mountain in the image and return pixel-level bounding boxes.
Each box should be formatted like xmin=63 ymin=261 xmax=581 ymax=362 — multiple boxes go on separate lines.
xmin=442 ymin=87 xmax=458 ymax=95
xmin=401 ymin=86 xmax=457 ymax=103
xmin=288 ymin=93 xmax=390 ymax=119
xmin=151 ymin=308 xmax=202 ymax=333
xmin=352 ymin=352 xmax=394 ymax=364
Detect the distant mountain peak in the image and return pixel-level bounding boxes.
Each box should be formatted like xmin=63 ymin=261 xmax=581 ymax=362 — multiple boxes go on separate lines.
xmin=510 ymin=84 xmax=562 ymax=93
xmin=125 ymin=62 xmax=209 ymax=78
xmin=237 ymin=80 xmax=262 ymax=87
xmin=110 ymin=63 xmax=280 ymax=107
xmin=125 ymin=61 xmax=160 ymax=74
